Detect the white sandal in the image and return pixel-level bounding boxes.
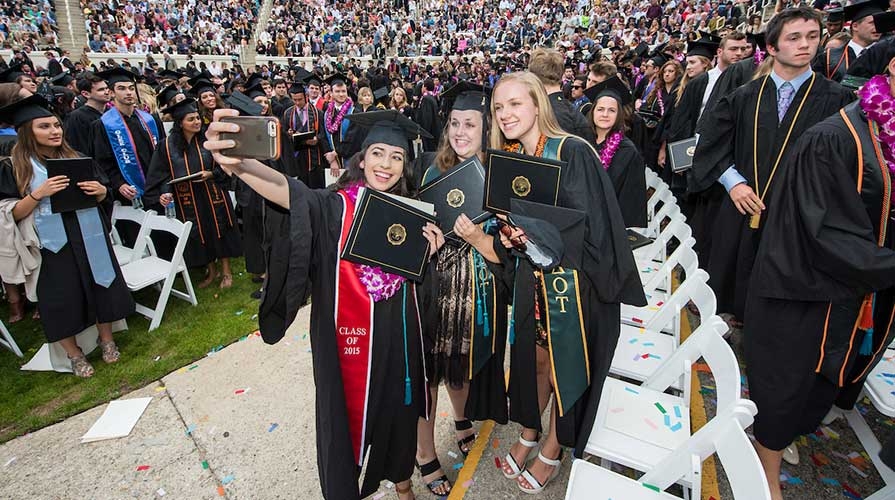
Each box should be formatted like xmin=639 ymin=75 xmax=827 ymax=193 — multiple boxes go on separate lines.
xmin=517 ymin=450 xmax=564 ymax=495
xmin=502 ymin=434 xmax=540 ymax=479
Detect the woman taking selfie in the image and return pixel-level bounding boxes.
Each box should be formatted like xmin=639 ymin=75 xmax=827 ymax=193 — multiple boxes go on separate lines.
xmin=203 ymin=107 xmax=445 ymax=500
xmin=587 ymin=76 xmax=647 ymax=228
xmin=413 ymin=82 xmax=509 ymax=497
xmin=486 ymin=72 xmax=644 ymax=494
xmin=0 ymin=95 xmax=134 ymax=377
xmin=145 ymin=97 xmax=242 ymax=289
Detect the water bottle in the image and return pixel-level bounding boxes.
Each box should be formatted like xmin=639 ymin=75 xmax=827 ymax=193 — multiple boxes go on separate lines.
xmin=165 ymin=200 xmax=176 ymax=219
xmin=131 ymin=185 xmax=144 ymax=210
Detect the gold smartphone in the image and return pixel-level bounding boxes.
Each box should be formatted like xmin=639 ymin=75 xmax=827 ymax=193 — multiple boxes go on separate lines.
xmin=220 ymin=116 xmax=281 ymax=160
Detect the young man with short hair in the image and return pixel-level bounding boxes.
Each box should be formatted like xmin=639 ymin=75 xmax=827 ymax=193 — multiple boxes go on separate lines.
xmin=64 ymin=74 xmax=110 ymax=155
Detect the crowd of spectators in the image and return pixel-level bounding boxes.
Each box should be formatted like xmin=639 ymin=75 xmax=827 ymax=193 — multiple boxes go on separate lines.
xmin=0 ymin=0 xmax=58 ymax=51
xmin=256 ymin=0 xmax=763 ymax=59
xmin=80 ymin=0 xmax=259 ymax=55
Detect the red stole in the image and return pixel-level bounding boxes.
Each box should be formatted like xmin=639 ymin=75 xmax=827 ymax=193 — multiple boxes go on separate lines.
xmin=335 ymin=191 xmax=375 ymax=465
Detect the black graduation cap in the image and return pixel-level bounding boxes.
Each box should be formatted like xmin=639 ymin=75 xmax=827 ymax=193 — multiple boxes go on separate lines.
xmin=161 ymin=97 xmax=199 ymax=121
xmin=440 ymin=80 xmax=490 ymax=112
xmin=826 ymin=6 xmax=845 ymax=23
xmin=50 ymin=72 xmax=74 ymax=86
xmin=633 ymin=43 xmax=650 ymax=58
xmin=344 ymin=109 xmax=433 ymax=151
xmin=306 ymin=73 xmax=322 ymax=86
xmin=324 ymin=72 xmax=349 ymax=87
xmin=697 ymin=30 xmax=723 ymax=43
xmin=292 ymin=67 xmax=312 ymax=83
xmin=670 ymin=30 xmax=683 ymax=38
xmin=158 ymin=69 xmax=185 ymax=81
xmin=244 ymin=74 xmax=267 ymax=99
xmin=97 ymin=66 xmax=137 ymax=86
xmin=189 ymin=78 xmax=216 ymax=97
xmin=687 ymin=38 xmax=720 ymax=59
xmin=844 ymin=0 xmax=888 ymax=22
xmin=157 ymin=84 xmax=182 ymax=107
xmin=747 ymin=32 xmax=767 ymax=53
xmin=0 ymin=94 xmax=55 ymax=128
xmin=583 ymin=75 xmax=633 ymax=106
xmin=373 ymin=86 xmax=390 ymax=103
xmin=288 ymin=81 xmax=305 ymax=95
xmin=873 ymin=10 xmax=895 ymax=33
xmin=0 ymin=63 xmax=24 ymax=83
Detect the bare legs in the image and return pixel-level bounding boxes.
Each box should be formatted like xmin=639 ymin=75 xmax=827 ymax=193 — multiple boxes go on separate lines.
xmin=755 ymin=442 xmax=784 ymax=500
xmin=219 ymin=258 xmax=233 ymax=288
xmin=415 ymin=381 xmax=473 ymax=496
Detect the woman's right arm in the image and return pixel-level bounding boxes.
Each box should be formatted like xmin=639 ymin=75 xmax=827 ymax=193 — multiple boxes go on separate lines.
xmin=203 ymin=109 xmax=291 ymax=209
xmin=12 ymin=175 xmax=69 ymax=222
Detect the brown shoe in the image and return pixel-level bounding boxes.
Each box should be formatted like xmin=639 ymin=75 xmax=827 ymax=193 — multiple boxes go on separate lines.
xmin=69 ymin=354 xmax=95 ymax=378
xmin=98 ymin=340 xmax=120 ymax=363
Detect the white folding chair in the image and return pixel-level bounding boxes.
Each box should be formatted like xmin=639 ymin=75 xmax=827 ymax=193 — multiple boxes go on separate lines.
xmin=110 ymin=203 xmax=156 ymax=265
xmin=639 ymin=237 xmax=696 ymax=297
xmin=625 ymin=244 xmax=699 ymax=329
xmin=612 ymin=270 xmax=716 ymax=386
xmin=566 ymin=400 xmax=769 ymax=500
xmin=586 ymin=316 xmax=741 ymax=497
xmin=120 ymin=215 xmax=198 ymax=331
xmin=0 ymin=319 xmax=23 ymax=357
xmin=634 ymin=214 xmax=691 ymax=269
xmin=635 ymin=190 xmax=680 ymax=239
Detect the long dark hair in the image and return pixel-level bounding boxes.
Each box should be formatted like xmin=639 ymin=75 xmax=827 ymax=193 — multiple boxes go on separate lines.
xmin=333 ymin=145 xmax=415 ymax=197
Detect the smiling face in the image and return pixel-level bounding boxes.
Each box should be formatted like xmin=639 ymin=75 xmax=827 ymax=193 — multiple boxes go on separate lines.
xmin=492 ymin=79 xmax=539 ymax=145
xmin=200 ymin=90 xmax=217 ymax=110
xmin=448 ymin=109 xmax=483 ymax=161
xmin=359 ymin=143 xmax=406 ymax=191
xmin=32 ymin=116 xmax=63 ymax=148
xmin=181 ymin=111 xmax=202 ymax=134
xmin=592 ymin=95 xmax=619 ymax=134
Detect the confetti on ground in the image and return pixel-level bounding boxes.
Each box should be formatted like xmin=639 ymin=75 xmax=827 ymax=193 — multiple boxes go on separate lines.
xmin=235 ymin=388 xmax=249 ymax=395
xmin=842 ymin=483 xmax=863 ymax=499
xmin=157 ymin=488 xmax=166 ymax=496
xmin=383 ymin=481 xmax=394 ymax=489
xmin=137 ymin=465 xmax=151 ymax=471
xmin=251 ymin=314 xmax=258 ymax=321
xmin=268 ymin=423 xmax=279 ymax=432
xmin=438 ymin=411 xmax=449 ymax=417
xmin=188 ymin=365 xmax=199 ymax=371
xmin=624 ymin=387 xmax=640 ymax=394
xmin=642 ymin=342 xmax=655 ymax=347
xmin=492 ymin=438 xmax=499 ymax=448
xmin=201 ymin=460 xmax=209 ymax=469
xmin=155 ymin=386 xmax=166 ymax=392
xmin=217 ymin=486 xmax=225 ymax=496
xmin=186 ymin=424 xmax=197 ymax=436
xmin=235 ymin=310 xmax=244 ymax=316
xmin=629 ymin=338 xmax=638 ymax=344
xmin=222 ymin=474 xmax=235 ymax=485
xmin=463 ymin=479 xmax=474 ymax=488
xmin=452 ymin=462 xmax=464 ymax=470
xmin=673 ymin=406 xmax=682 ymax=418
xmin=447 ymin=451 xmax=458 ymax=459
xmin=820 ymin=477 xmax=840 ymax=487
xmin=632 ymin=317 xmax=644 ymax=324
xmin=654 ymin=402 xmax=667 ymax=414
xmin=3 ymin=457 xmax=16 ymax=467
xmin=850 ymin=465 xmax=869 ymax=478
xmin=153 ymin=355 xmax=161 ymax=361
xmin=494 ymin=457 xmax=502 ymax=469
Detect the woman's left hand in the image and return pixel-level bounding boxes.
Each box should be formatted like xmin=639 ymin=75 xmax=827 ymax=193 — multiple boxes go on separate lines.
xmin=78 ymin=181 xmax=107 ymax=199
xmin=422 ymin=222 xmax=445 ymax=257
xmin=194 ymin=170 xmax=214 ymax=182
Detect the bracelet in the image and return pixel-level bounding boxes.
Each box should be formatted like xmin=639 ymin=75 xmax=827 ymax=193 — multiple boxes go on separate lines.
xmin=28 ymin=192 xmax=41 ymax=202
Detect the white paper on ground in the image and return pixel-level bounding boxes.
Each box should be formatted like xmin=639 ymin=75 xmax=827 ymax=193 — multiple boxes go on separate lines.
xmin=20 ymin=320 xmax=128 ymax=373
xmin=80 ymin=397 xmax=152 ymax=443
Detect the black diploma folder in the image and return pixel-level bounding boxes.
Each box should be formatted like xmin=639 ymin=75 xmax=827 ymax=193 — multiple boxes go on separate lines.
xmin=626 ymin=229 xmax=654 ymax=250
xmin=484 ymin=149 xmax=565 ymax=214
xmin=45 ymin=157 xmax=97 ymax=213
xmin=667 ymin=136 xmax=697 ymax=173
xmin=291 ymin=131 xmax=316 ymax=149
xmin=168 ymin=172 xmax=205 ymax=185
xmin=417 ymin=156 xmax=491 ymax=241
xmin=341 ymin=188 xmax=437 ymax=282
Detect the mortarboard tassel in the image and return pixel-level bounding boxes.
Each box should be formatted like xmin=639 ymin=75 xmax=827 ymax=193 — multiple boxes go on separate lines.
xmin=402 ymin=285 xmax=412 ymax=405
xmin=859 ymin=294 xmax=875 ymax=356
xmin=509 ymin=258 xmax=519 ymax=344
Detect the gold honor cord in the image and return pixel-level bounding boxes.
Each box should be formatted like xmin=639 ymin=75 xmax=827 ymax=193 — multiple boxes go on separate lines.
xmin=750 ymin=73 xmax=816 ymax=229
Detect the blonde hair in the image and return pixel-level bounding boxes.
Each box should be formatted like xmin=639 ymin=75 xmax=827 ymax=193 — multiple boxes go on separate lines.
xmin=751 ymin=55 xmax=775 ymax=80
xmin=357 ymin=86 xmax=373 ymax=102
xmin=527 ymin=48 xmax=565 ymax=86
xmin=489 ymin=72 xmax=566 ymax=150
xmin=390 ymin=87 xmax=408 ymax=109
xmin=676 ymin=55 xmax=712 ymax=104
xmin=137 ymin=83 xmax=158 ymax=114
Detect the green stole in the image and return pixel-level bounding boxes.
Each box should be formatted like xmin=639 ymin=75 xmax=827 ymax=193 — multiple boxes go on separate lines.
xmin=422 ymin=165 xmax=498 ymax=379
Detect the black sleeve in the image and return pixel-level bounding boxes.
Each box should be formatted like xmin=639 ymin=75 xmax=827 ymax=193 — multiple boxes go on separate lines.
xmin=688 ymin=91 xmax=737 ymax=193
xmin=144 ymin=139 xmax=172 ymax=200
xmin=0 ymin=159 xmax=19 ymax=200
xmin=608 ymin=141 xmax=647 ymax=228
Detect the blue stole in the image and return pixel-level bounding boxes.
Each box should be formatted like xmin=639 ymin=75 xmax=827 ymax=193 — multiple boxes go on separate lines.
xmin=0 ymin=127 xmax=16 ymax=136
xmin=29 ymin=158 xmax=115 ymax=287
xmin=100 ymin=107 xmax=159 ymax=196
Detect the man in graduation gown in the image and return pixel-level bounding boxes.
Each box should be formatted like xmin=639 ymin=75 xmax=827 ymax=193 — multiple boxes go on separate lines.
xmin=744 ymin=36 xmax=895 ymax=500
xmin=92 ymin=67 xmax=165 ymax=207
xmin=319 ymin=73 xmax=356 ymax=176
xmin=64 ymin=73 xmax=110 ymax=156
xmin=528 ymin=48 xmax=596 ymax=143
xmin=691 ymin=7 xmax=855 ymax=326
xmin=280 ymin=82 xmax=326 ymax=188
xmin=414 ymin=79 xmax=442 ymax=152
xmin=812 ymin=0 xmax=886 ymax=82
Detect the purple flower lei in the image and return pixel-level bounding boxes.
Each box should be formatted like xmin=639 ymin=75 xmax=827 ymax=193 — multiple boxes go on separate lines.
xmin=857 ymin=75 xmax=895 ymax=176
xmin=753 ymin=47 xmax=765 ymax=66
xmin=599 ymin=131 xmax=624 ymax=170
xmin=343 ymin=182 xmax=406 ymax=302
xmin=325 ymin=98 xmax=354 ymax=134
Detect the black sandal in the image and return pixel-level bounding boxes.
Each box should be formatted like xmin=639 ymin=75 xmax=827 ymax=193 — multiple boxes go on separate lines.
xmin=415 ymin=458 xmax=451 ymax=496
xmin=455 ymin=419 xmax=477 ymax=457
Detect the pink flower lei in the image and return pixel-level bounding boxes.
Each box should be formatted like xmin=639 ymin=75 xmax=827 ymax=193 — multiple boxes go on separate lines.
xmin=598 ymin=131 xmax=624 ymax=170
xmin=325 ymin=98 xmax=354 ymax=134
xmin=857 ymin=74 xmax=895 ymax=176
xmin=343 ymin=182 xmax=406 ymax=302
xmin=753 ymin=47 xmax=765 ymax=66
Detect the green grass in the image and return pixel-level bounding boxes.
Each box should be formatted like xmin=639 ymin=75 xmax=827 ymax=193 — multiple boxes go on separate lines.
xmin=0 ymin=258 xmax=260 ymax=443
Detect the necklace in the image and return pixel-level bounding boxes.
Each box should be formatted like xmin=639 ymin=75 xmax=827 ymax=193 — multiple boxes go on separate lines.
xmin=749 ymin=73 xmax=815 ymax=229
xmin=503 ymin=134 xmax=547 ymax=156
xmin=325 ymin=98 xmax=353 ymax=134
xmin=598 ymin=131 xmax=624 ymax=170
xmin=857 ymin=74 xmax=895 ymax=176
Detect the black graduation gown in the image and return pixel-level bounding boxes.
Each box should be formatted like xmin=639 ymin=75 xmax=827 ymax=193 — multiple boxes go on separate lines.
xmin=318 ymin=103 xmax=357 ymax=168
xmin=745 ymin=102 xmax=895 ymax=449
xmin=600 ymin=137 xmax=647 ymax=228
xmin=64 ymin=104 xmax=103 ymax=156
xmin=811 ymin=44 xmax=856 ymax=82
xmin=144 ymin=133 xmax=242 ymax=268
xmin=92 ymin=109 xmax=166 ymax=201
xmin=415 ymin=95 xmax=442 ymax=152
xmin=280 ymin=104 xmax=326 ymax=188
xmin=696 ymin=59 xmax=757 ymax=129
xmin=258 ymin=179 xmax=428 ymax=499
xmin=548 ymin=91 xmax=596 ymax=144
xmin=0 ymin=158 xmax=134 ymax=342
xmin=491 ymin=137 xmax=646 ymax=456
xmin=691 ymin=73 xmax=855 ymax=319
xmin=665 ymin=72 xmax=708 ymax=144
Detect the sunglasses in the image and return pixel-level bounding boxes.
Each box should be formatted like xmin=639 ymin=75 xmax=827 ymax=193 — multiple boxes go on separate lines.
xmin=571 ymin=85 xmax=583 ymax=89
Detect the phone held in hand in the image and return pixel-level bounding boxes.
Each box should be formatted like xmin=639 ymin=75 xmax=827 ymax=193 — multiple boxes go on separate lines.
xmin=219 ymin=116 xmax=281 ymax=160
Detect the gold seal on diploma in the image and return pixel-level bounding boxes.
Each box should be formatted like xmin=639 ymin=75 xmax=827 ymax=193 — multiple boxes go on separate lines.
xmin=686 ymin=146 xmax=696 ymax=157
xmin=387 ymin=224 xmax=407 ymax=245
xmin=512 ymin=175 xmax=531 ymax=197
xmin=446 ymin=188 xmax=465 ymax=208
